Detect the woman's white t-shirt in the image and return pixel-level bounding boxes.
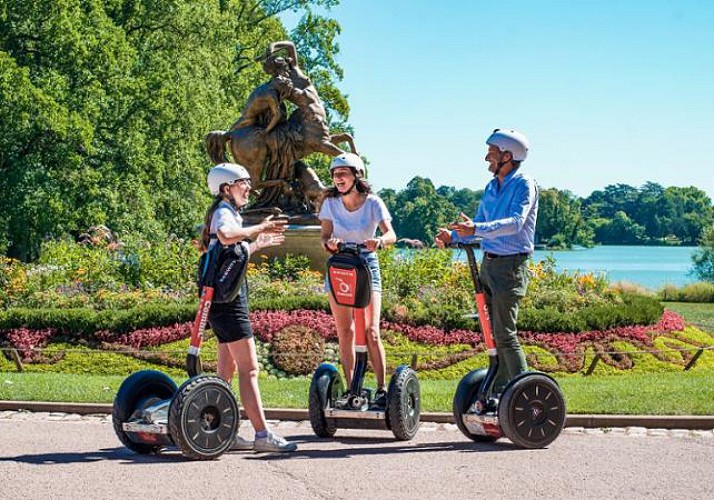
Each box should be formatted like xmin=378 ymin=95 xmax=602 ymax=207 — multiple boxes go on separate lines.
xmin=318 ymin=194 xmax=392 ymax=243
xmin=208 ymin=201 xmax=242 ymax=249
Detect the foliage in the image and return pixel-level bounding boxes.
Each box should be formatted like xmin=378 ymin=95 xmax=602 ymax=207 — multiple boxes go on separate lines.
xmin=1 ymin=0 xmax=346 ymax=261
xmin=380 ymin=179 xmax=714 ymax=249
xmin=4 ymin=309 xmax=712 ymax=385
xmin=0 ymin=304 xmax=197 ymax=336
xmin=691 ymin=225 xmax=714 ymax=283
xmin=660 ymin=281 xmax=714 ymax=303
xmin=380 ymin=177 xmax=460 ymax=244
xmin=583 ymin=183 xmax=713 ymax=245
xmin=270 ymin=325 xmax=325 ymax=375
xmin=254 ymin=253 xmax=312 ymax=281
xmin=536 ymin=188 xmax=592 ymax=248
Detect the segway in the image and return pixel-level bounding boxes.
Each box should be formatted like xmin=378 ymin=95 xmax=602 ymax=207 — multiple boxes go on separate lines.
xmin=112 ymin=242 xmax=249 ymax=459
xmin=309 ymin=242 xmax=421 ymax=440
xmin=450 ymin=241 xmax=566 ymax=449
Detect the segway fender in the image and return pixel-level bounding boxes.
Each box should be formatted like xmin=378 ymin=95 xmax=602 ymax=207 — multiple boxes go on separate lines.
xmin=452 ymin=368 xmax=499 ymax=442
xmin=312 ymin=363 xmax=339 ymax=389
xmin=309 ymin=363 xmax=342 ymax=438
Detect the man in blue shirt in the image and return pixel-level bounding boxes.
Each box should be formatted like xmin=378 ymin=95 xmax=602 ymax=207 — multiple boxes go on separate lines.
xmin=436 ymin=129 xmax=538 ymax=393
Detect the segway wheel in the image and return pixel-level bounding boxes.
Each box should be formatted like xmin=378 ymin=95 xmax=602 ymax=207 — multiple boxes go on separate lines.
xmin=113 ymin=370 xmax=178 ymax=454
xmin=168 ymin=375 xmax=239 ymax=460
xmin=499 ymin=373 xmax=566 ymax=449
xmin=309 ymin=363 xmax=343 ymax=438
xmin=452 ymin=368 xmax=498 ymax=442
xmin=387 ymin=365 xmax=421 ymax=440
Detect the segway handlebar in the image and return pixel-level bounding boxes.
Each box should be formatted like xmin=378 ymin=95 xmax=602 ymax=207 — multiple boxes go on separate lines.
xmin=327 ymin=241 xmax=368 ymax=255
xmin=445 ymin=238 xmax=483 ymax=250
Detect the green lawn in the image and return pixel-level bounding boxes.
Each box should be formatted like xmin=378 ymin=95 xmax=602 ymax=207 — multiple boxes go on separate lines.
xmin=2 ymin=369 xmax=713 ymax=415
xmin=664 ymin=302 xmax=714 ymax=336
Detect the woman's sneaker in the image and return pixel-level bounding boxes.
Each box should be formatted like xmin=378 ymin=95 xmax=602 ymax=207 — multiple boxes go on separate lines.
xmin=230 ymin=434 xmax=254 ymax=451
xmin=254 ymin=431 xmax=297 ymax=453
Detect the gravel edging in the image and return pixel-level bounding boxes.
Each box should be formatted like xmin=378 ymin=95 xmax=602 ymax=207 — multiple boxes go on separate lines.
xmin=1 ymin=400 xmax=713 ymax=430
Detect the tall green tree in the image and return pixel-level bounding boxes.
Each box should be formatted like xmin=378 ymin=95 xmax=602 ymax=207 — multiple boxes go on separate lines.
xmin=692 ymin=225 xmax=714 ymax=282
xmin=535 ymin=188 xmax=590 ymax=248
xmin=1 ymin=0 xmax=347 ymax=260
xmin=380 ymin=177 xmax=459 ymax=244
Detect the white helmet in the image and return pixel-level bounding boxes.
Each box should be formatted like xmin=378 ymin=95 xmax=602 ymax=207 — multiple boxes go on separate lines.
xmin=207 ymin=163 xmax=251 ymax=195
xmin=486 ymin=129 xmax=530 ymax=162
xmin=330 ymin=152 xmax=365 ymax=177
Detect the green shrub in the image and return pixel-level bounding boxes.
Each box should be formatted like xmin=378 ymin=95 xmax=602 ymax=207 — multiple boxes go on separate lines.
xmin=517 ymin=293 xmax=662 ymax=332
xmin=0 ymin=303 xmax=197 ymax=335
xmin=270 ymin=325 xmax=325 ymax=376
xmin=659 ymin=282 xmax=714 ymax=303
xmin=260 ymin=253 xmax=312 ymax=281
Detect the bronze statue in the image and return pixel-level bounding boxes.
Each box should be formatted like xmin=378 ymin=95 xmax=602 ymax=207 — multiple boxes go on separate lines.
xmin=206 ymin=41 xmax=355 ymax=223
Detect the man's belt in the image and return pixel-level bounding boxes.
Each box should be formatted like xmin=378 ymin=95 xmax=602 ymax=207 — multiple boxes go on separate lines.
xmin=483 ymin=252 xmax=530 ymax=259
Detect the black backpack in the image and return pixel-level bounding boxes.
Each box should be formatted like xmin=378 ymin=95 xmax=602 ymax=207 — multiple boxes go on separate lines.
xmin=197 ymin=239 xmax=250 ymax=303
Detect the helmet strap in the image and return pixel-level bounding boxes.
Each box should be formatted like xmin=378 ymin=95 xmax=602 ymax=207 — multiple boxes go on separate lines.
xmin=493 ymin=151 xmax=511 ymax=177
xmin=341 ymin=180 xmax=357 ymax=196
xmin=338 ymin=167 xmax=360 ymax=196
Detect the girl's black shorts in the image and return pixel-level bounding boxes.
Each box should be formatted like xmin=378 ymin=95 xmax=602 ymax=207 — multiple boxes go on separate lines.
xmin=208 ymin=281 xmax=253 ymax=343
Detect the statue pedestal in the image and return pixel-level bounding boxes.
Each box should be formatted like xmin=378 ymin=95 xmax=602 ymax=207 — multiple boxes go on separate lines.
xmin=251 ymin=225 xmax=326 ymax=272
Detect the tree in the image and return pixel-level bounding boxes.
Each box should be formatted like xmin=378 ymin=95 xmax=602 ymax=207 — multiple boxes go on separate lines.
xmin=436 ymin=185 xmax=483 ymax=217
xmin=1 ymin=0 xmax=347 ymax=260
xmin=691 ymin=225 xmax=714 ymax=282
xmin=380 ymin=177 xmax=459 ymax=244
xmin=594 ymin=211 xmax=646 ymax=244
xmin=535 ymin=188 xmax=590 ymax=248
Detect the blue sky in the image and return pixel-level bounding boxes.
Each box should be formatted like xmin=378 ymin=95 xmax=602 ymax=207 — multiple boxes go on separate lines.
xmin=283 ymin=0 xmax=714 ymax=198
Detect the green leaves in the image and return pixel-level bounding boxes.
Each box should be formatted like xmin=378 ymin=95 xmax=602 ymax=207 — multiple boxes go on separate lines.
xmin=1 ymin=0 xmax=348 ymax=261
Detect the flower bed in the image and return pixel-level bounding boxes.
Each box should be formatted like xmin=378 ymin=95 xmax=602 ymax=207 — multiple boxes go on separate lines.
xmin=4 ymin=309 xmax=711 ymax=378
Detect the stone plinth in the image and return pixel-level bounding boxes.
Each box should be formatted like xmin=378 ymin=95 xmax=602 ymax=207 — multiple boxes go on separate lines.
xmin=251 ymin=224 xmax=326 ymax=272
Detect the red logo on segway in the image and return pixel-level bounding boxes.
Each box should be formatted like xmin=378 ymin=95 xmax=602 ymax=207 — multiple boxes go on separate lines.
xmin=329 ymin=267 xmax=357 ymax=306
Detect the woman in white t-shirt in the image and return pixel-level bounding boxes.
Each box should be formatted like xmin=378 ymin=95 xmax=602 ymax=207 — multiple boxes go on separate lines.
xmin=318 ymin=153 xmax=397 ymax=409
xmin=199 ymin=162 xmax=296 ymax=452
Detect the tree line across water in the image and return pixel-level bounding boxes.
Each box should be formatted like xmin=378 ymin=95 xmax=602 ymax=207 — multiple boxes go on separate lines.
xmin=380 ymin=177 xmax=714 ymax=250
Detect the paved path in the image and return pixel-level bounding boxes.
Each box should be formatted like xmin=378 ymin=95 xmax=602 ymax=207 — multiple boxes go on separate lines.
xmin=1 ymin=412 xmax=713 ymax=500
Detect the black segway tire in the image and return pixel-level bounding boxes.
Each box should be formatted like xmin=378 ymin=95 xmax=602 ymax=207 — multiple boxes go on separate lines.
xmin=498 ymin=373 xmax=566 ymax=449
xmin=452 ymin=368 xmax=498 ymax=442
xmin=112 ymin=370 xmax=178 ymax=454
xmin=309 ymin=363 xmax=343 ymax=438
xmin=387 ymin=365 xmax=421 ymax=440
xmin=168 ymin=375 xmax=239 ymax=460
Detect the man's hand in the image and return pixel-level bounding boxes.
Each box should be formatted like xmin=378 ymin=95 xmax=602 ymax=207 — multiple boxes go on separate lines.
xmin=447 ymin=212 xmax=476 ymax=238
xmin=434 ymin=228 xmax=452 ymax=249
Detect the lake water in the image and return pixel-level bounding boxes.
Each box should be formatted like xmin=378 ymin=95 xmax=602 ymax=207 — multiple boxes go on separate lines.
xmin=457 ymin=245 xmax=698 ymax=290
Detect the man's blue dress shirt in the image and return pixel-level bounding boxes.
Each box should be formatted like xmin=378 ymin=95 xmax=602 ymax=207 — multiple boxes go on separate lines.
xmin=453 ymin=168 xmax=539 ymax=255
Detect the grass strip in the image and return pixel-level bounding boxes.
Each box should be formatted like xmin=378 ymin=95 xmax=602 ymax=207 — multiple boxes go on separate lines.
xmin=2 ymin=369 xmax=713 ymax=415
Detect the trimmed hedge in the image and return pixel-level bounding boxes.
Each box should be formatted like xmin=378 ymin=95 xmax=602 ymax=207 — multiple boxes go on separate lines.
xmin=0 ymin=292 xmax=662 ymax=336
xmin=519 ymin=294 xmax=663 ymax=333
xmin=0 ymin=304 xmax=198 ymax=335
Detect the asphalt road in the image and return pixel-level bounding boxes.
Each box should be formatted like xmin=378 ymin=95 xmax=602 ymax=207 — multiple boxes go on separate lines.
xmin=1 ymin=413 xmax=713 ymax=500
